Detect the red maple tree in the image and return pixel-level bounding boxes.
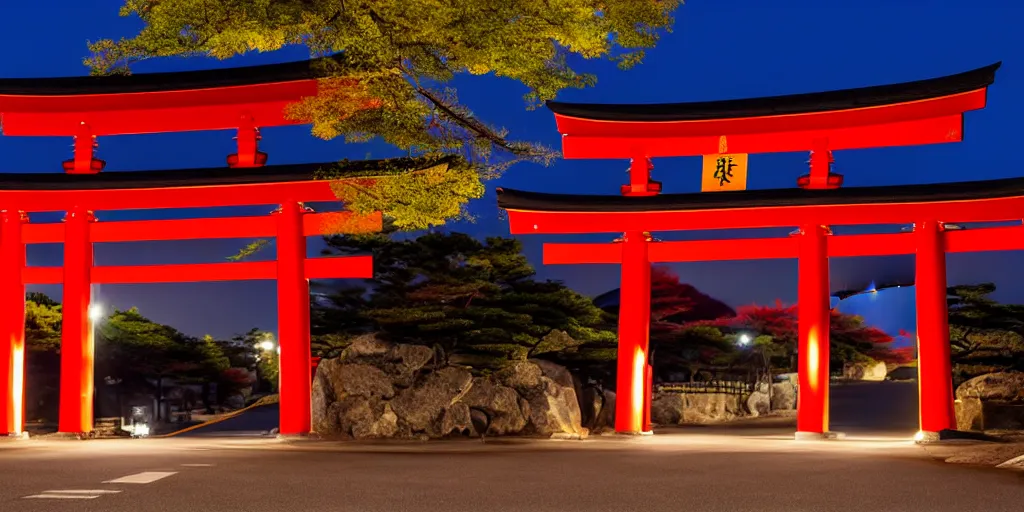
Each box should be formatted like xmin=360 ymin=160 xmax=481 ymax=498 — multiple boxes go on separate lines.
xmin=710 ymin=301 xmax=914 ymax=370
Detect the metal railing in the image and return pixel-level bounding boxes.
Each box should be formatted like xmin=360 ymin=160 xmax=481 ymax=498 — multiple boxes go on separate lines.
xmin=656 ymin=380 xmax=755 ymax=395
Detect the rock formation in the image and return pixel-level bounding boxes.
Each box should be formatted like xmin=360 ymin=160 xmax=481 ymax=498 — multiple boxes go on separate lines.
xmin=311 ymin=335 xmax=585 ymax=439
xmin=955 ymin=372 xmax=1024 ymax=431
xmin=843 ymin=361 xmax=889 ymax=381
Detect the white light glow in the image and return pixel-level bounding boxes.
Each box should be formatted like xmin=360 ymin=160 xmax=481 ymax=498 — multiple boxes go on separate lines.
xmin=12 ymin=344 xmax=24 ymax=434
xmin=913 ymin=430 xmax=926 ymax=442
xmin=738 ymin=334 xmax=751 ymax=346
xmin=631 ymin=348 xmax=645 ymax=432
xmin=88 ymin=304 xmax=104 ymax=322
xmin=259 ymin=340 xmax=276 ymax=352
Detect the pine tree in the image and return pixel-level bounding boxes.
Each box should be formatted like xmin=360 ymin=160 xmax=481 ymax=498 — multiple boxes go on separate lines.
xmin=947 ymin=283 xmax=1024 ymax=385
xmin=313 ymin=232 xmax=616 ymax=374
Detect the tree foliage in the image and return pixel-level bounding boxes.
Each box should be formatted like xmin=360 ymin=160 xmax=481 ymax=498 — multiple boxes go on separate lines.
xmin=711 ymin=301 xmax=912 ymax=373
xmin=640 ymin=267 xmax=738 ymax=381
xmin=86 ymin=1 xmax=682 ymax=231
xmin=23 ymin=293 xmax=64 ymax=421
xmin=312 ymin=232 xmax=617 ymax=376
xmin=948 ymin=283 xmax=1024 ymax=385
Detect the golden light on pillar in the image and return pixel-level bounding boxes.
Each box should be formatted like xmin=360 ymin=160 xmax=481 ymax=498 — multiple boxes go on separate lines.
xmin=632 ymin=347 xmax=646 ymax=432
xmin=806 ymin=329 xmax=820 ymax=393
xmin=11 ymin=344 xmax=23 ymax=434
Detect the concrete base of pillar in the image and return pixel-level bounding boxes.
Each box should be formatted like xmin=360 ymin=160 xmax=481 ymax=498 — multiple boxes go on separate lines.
xmin=2 ymin=432 xmax=30 ymax=441
xmin=614 ymin=430 xmax=655 ymax=437
xmin=914 ymin=431 xmax=943 ymax=444
xmin=794 ymin=431 xmax=825 ymax=441
xmin=275 ymin=432 xmax=316 ymax=442
xmin=795 ymin=431 xmax=846 ymax=441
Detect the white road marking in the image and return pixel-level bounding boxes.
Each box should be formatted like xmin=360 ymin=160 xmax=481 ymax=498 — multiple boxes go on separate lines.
xmin=24 ymin=489 xmax=123 ymax=499
xmin=181 ymin=463 xmax=214 ymax=467
xmin=103 ymin=471 xmax=178 ymax=484
xmin=42 ymin=490 xmax=123 ymax=494
xmin=24 ymin=494 xmax=100 ymax=500
xmin=997 ymin=454 xmax=1024 ymax=469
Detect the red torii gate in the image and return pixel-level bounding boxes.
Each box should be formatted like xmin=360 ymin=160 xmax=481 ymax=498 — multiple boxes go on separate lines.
xmin=0 ymin=57 xmax=382 ymax=438
xmin=498 ymin=62 xmax=1001 ymax=439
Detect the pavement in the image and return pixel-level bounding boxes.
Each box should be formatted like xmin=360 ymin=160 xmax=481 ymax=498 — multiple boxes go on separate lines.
xmin=3 ymin=432 xmax=1023 ymax=512
xmin=2 ymin=381 xmax=1023 ymax=511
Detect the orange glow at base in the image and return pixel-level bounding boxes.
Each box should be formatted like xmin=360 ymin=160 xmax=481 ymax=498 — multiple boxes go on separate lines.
xmin=11 ymin=345 xmax=23 ymax=434
xmin=631 ymin=348 xmax=646 ymax=433
xmin=806 ymin=331 xmax=820 ymax=393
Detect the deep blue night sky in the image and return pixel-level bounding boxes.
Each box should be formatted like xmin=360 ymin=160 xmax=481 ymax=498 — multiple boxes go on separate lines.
xmin=1 ymin=0 xmax=1021 ymax=340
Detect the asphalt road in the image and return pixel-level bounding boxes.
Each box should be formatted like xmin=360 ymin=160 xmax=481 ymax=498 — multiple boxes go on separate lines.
xmin=2 ymin=433 xmax=1023 ymax=512
xmin=176 ymin=404 xmax=281 ymax=437
xmin=179 ymin=381 xmax=922 ymax=438
xmin=830 ymin=380 xmax=919 ymax=435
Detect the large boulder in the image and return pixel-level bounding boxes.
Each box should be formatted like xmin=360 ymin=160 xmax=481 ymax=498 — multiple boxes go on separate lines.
xmin=651 ymin=394 xmax=685 ymax=425
xmin=955 ymin=372 xmax=1024 ymax=431
xmin=459 ymin=377 xmax=528 ymax=435
xmin=771 ymin=380 xmax=797 ymax=410
xmin=312 ymin=337 xmax=585 ymax=439
xmin=746 ymin=391 xmax=770 ymax=417
xmin=594 ymin=390 xmax=616 ymax=432
xmin=843 ymin=361 xmax=888 ymax=381
xmin=956 ymin=372 xmax=1024 ymax=402
xmin=390 ymin=366 xmax=473 ymax=436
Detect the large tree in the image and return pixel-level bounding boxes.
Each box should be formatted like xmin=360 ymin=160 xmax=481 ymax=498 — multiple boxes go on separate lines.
xmin=947 ymin=283 xmax=1024 ymax=385
xmin=711 ymin=301 xmax=913 ymax=374
xmin=642 ymin=267 xmax=738 ymax=381
xmin=23 ymin=293 xmax=64 ymax=422
xmin=86 ymin=1 xmax=682 ymax=231
xmin=313 ymin=232 xmax=617 ymax=377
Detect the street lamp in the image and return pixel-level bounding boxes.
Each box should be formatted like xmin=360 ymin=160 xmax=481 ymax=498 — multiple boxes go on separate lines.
xmin=253 ymin=334 xmax=277 ymax=395
xmin=738 ymin=334 xmax=752 ymax=346
xmin=88 ymin=304 xmax=103 ymax=322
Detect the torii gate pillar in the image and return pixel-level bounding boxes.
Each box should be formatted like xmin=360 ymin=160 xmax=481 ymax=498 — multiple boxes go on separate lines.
xmin=0 ymin=211 xmax=28 ymax=437
xmin=275 ymin=201 xmax=312 ymax=436
xmin=915 ymin=221 xmax=956 ymax=436
xmin=796 ymin=224 xmax=831 ymax=438
xmin=614 ymin=231 xmax=653 ymax=434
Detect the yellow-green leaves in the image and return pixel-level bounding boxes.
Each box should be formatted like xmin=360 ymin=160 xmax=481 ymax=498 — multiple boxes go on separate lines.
xmin=86 ymin=0 xmax=680 ymax=232
xmin=326 ymin=160 xmax=485 ymax=231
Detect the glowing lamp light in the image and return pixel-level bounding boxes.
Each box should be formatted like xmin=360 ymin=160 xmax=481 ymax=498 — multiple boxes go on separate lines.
xmin=88 ymin=304 xmax=104 ymax=322
xmin=259 ymin=340 xmax=276 ymax=352
xmin=12 ymin=345 xmax=24 ymax=434
xmin=631 ymin=348 xmax=645 ymax=432
xmin=913 ymin=431 xmax=926 ymax=442
xmin=738 ymin=334 xmax=751 ymax=346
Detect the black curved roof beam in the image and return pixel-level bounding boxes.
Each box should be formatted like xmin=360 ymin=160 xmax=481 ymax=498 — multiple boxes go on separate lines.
xmin=0 ymin=55 xmax=350 ymax=96
xmin=547 ymin=63 xmax=1001 ymax=122
xmin=0 ymin=156 xmax=448 ymax=191
xmin=497 ymin=176 xmax=1024 ymax=213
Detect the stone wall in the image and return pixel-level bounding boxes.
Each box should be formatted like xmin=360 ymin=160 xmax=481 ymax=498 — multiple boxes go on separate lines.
xmin=651 ymin=379 xmax=797 ymax=426
xmin=311 ymin=335 xmax=586 ymax=439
